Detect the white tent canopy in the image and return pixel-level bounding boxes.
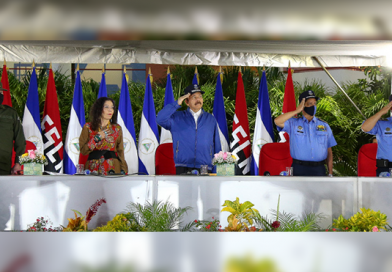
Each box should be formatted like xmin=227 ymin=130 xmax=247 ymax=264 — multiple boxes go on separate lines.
xmin=0 ymin=40 xmax=391 ymax=67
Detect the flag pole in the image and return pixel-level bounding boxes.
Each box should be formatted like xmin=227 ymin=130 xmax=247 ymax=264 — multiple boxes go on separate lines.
xmin=312 ymin=56 xmax=366 ymax=119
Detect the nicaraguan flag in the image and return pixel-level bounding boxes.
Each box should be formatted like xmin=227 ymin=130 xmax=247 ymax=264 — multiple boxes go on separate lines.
xmin=138 ymin=74 xmax=159 ymax=175
xmin=250 ymin=70 xmax=274 ymax=175
xmin=22 ymin=67 xmax=43 ymax=152
xmin=97 ymin=71 xmax=107 ymax=98
xmin=213 ymin=72 xmax=229 ymax=152
xmin=64 ymin=70 xmax=85 ymax=174
xmin=159 ymin=71 xmax=175 ymax=144
xmin=118 ymin=71 xmax=139 ymax=174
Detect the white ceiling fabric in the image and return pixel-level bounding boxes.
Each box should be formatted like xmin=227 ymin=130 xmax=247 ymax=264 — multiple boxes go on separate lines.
xmin=0 ymin=40 xmax=390 ymax=67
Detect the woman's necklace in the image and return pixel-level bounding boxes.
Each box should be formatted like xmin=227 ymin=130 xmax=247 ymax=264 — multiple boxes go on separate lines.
xmin=100 ymin=121 xmax=111 ymax=131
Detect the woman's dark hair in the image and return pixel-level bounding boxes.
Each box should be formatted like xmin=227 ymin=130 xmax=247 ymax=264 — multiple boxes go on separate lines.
xmin=89 ymin=97 xmax=117 ymax=131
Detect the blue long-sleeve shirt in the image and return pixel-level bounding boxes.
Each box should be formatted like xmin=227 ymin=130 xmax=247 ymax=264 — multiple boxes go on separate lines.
xmin=156 ymin=101 xmax=222 ymax=170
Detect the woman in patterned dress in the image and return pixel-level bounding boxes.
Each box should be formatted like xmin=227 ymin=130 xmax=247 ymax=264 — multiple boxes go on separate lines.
xmin=79 ymin=97 xmax=128 ymax=175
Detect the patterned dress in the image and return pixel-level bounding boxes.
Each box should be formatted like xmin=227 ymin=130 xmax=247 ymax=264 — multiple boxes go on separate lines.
xmin=79 ymin=122 xmax=128 ymax=174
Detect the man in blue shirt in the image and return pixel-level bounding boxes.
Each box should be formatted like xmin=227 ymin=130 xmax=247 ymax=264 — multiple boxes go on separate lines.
xmin=361 ymin=95 xmax=392 ymax=176
xmin=156 ymin=84 xmax=222 ymax=175
xmin=274 ymin=90 xmax=337 ymax=176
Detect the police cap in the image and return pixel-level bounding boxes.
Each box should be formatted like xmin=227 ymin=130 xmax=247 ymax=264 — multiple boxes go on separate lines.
xmin=299 ymin=90 xmax=318 ymax=103
xmin=184 ymin=84 xmax=205 ymax=96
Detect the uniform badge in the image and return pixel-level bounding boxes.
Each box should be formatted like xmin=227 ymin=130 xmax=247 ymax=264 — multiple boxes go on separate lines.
xmin=308 ymin=91 xmax=312 ymax=95
xmin=317 ymin=125 xmax=326 ymax=131
xmin=387 ymin=127 xmax=391 ymax=131
xmin=298 ymin=126 xmax=303 ymax=130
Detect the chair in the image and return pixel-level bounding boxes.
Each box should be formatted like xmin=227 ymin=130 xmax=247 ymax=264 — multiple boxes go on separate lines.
xmin=155 ymin=143 xmax=176 ymax=175
xmin=258 ymin=142 xmax=292 ymax=176
xmin=357 ymin=143 xmax=377 ymax=177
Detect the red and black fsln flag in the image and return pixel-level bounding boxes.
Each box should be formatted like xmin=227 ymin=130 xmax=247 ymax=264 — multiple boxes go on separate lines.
xmin=230 ymin=71 xmax=251 ymax=175
xmin=41 ymin=68 xmax=63 ymax=173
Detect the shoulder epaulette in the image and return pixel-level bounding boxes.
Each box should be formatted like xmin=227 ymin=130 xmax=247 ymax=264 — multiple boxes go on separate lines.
xmin=316 ymin=118 xmax=329 ymax=124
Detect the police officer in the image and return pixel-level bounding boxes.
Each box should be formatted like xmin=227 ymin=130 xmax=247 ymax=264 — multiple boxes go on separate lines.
xmin=361 ymin=95 xmax=392 ymax=176
xmin=274 ymin=90 xmax=337 ymax=176
xmin=0 ymin=82 xmax=25 ymax=175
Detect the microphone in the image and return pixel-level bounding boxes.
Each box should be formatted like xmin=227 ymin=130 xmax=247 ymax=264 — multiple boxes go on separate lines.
xmin=186 ymin=170 xmax=199 ymax=175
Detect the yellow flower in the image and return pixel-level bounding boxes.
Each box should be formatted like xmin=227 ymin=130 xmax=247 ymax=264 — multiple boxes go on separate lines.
xmin=21 ymin=153 xmax=28 ymax=158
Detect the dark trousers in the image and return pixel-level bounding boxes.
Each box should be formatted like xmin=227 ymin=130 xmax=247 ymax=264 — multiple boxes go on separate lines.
xmin=292 ymin=162 xmax=326 ymax=176
xmin=176 ymin=166 xmax=211 ymax=175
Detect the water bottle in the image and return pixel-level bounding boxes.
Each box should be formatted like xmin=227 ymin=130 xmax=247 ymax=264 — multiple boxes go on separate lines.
xmin=279 ymin=171 xmax=288 ymax=176
xmin=379 ymin=172 xmax=391 ymax=177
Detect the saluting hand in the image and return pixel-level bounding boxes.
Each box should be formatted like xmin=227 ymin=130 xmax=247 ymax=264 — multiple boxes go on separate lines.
xmin=380 ymin=101 xmax=392 ymax=115
xmin=296 ymin=98 xmax=305 ymax=114
xmin=178 ymin=93 xmax=191 ymax=106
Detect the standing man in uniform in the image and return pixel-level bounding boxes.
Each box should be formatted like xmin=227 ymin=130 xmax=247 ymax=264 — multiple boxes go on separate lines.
xmin=274 ymin=90 xmax=337 ymax=176
xmin=0 ymin=82 xmax=25 ymax=175
xmin=361 ymin=96 xmax=392 ymax=176
xmin=156 ymin=84 xmax=221 ymax=174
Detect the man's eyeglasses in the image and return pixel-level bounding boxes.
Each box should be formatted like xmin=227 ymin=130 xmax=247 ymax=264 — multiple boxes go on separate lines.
xmin=190 ymin=95 xmax=203 ymax=100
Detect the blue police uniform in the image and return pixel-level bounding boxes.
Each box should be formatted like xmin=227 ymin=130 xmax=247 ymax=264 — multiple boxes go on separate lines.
xmin=279 ymin=116 xmax=337 ymax=176
xmin=362 ymin=117 xmax=392 ymax=175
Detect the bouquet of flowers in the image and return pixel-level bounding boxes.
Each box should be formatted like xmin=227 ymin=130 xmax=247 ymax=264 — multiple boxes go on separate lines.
xmin=19 ymin=150 xmax=48 ymax=165
xmin=212 ymin=151 xmax=238 ymax=165
xmin=26 ymin=216 xmax=62 ymax=232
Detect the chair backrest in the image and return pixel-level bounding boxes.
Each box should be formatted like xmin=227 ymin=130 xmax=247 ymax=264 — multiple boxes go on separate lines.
xmin=358 ymin=143 xmax=377 ymax=177
xmin=79 ymin=153 xmax=89 ymax=167
xmin=155 ymin=143 xmax=176 ymax=175
xmin=258 ymin=142 xmax=292 ymax=176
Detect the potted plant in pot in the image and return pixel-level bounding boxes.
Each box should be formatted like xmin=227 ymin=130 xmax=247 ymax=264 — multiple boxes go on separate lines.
xmin=212 ymin=151 xmax=238 ymax=176
xmin=19 ymin=149 xmax=48 ymax=175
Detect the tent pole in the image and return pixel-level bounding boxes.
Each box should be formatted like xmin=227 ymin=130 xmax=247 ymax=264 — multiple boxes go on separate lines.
xmin=312 ymin=56 xmax=366 ymax=119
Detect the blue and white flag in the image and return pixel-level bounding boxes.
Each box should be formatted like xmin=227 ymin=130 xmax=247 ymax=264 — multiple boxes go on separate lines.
xmin=22 ymin=67 xmax=43 ymax=152
xmin=138 ymin=74 xmax=159 ymax=175
xmin=160 ymin=70 xmax=175 ymax=144
xmin=251 ymin=70 xmax=274 ymax=175
xmin=64 ymin=70 xmax=85 ymax=174
xmin=97 ymin=71 xmax=107 ymax=98
xmin=212 ymin=72 xmax=229 ymax=152
xmin=118 ymin=70 xmax=139 ymax=174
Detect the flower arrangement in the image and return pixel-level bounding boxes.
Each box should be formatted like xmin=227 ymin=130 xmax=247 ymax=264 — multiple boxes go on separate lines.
xmin=19 ymin=150 xmax=48 ymax=165
xmin=332 ymin=207 xmax=388 ymax=232
xmin=26 ymin=216 xmax=62 ymax=232
xmin=212 ymin=151 xmax=238 ymax=165
xmin=63 ymin=198 xmax=106 ymax=232
xmin=194 ymin=217 xmax=222 ymax=232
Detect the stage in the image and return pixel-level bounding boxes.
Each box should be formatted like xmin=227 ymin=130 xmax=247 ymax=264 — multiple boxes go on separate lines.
xmin=0 ymin=175 xmax=388 ymax=230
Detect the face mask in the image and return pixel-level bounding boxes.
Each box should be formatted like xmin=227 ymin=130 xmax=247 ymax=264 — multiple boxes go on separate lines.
xmin=0 ymin=93 xmax=4 ymax=105
xmin=304 ymin=105 xmax=316 ymax=116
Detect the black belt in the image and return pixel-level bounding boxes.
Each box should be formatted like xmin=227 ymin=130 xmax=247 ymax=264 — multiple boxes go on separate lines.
xmin=88 ymin=150 xmax=118 ymax=161
xmin=376 ymin=159 xmax=392 ymax=168
xmin=292 ymin=159 xmax=325 ymax=166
